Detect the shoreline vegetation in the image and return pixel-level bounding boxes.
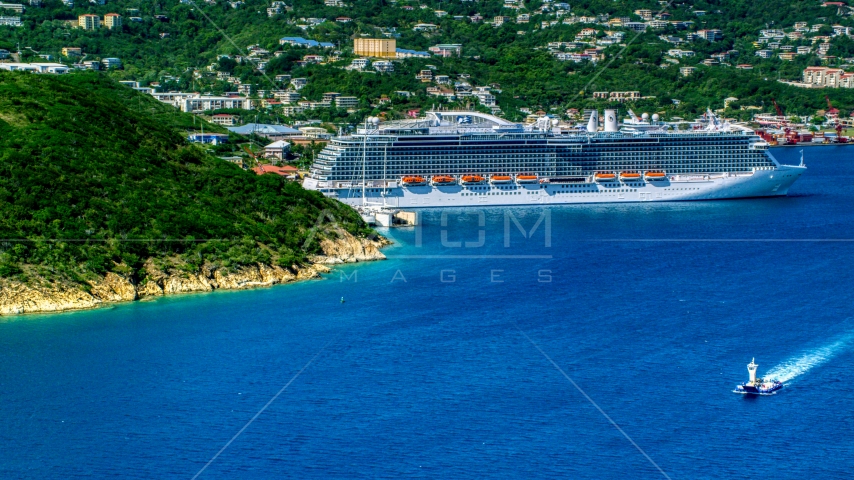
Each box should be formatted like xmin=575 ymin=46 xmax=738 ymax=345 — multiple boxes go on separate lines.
xmin=0 ymin=231 xmax=388 ymax=316
xmin=0 ymin=72 xmax=386 ymax=317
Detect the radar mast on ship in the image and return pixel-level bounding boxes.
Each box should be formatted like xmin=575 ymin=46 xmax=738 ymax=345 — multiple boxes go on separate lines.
xmin=735 ymin=358 xmax=783 ymax=395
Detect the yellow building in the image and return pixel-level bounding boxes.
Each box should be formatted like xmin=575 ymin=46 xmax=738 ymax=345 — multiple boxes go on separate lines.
xmin=104 ymin=13 xmax=122 ymax=30
xmin=354 ymin=38 xmax=396 ymax=58
xmin=78 ymin=14 xmax=100 ymax=30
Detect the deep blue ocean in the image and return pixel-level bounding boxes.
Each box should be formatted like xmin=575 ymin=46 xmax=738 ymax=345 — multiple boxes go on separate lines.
xmin=2 ymin=147 xmax=854 ymax=479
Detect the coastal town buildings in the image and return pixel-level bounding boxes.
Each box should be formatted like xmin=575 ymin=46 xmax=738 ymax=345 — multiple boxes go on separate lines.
xmin=13 ymin=0 xmax=850 ymax=140
xmin=802 ymin=66 xmax=854 ymax=88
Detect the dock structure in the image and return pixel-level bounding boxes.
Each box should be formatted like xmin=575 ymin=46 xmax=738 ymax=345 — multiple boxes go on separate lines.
xmin=393 ymin=210 xmax=419 ymax=226
xmin=360 ymin=208 xmax=419 ymax=227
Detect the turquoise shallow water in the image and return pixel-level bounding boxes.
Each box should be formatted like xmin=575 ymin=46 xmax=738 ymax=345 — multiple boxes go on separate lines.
xmin=2 ymin=147 xmax=854 ymax=479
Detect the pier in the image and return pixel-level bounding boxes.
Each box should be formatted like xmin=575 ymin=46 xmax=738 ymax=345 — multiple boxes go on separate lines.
xmin=359 ymin=208 xmax=420 ymax=227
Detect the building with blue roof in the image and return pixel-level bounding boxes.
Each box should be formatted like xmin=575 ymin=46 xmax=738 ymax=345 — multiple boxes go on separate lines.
xmin=279 ymin=37 xmax=335 ymax=48
xmin=227 ymin=123 xmax=304 ymax=141
xmin=396 ymin=48 xmax=430 ymax=58
xmin=188 ymin=133 xmax=229 ymax=144
xmin=227 ymin=123 xmax=301 ymax=135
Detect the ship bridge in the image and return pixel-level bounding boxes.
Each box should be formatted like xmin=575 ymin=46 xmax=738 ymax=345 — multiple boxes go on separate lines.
xmin=425 ymin=111 xmax=519 ymax=128
xmin=361 ymin=111 xmax=524 ymax=135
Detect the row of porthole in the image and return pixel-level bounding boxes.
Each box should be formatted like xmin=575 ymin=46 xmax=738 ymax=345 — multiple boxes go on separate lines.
xmin=462 ymin=192 xmax=522 ymax=196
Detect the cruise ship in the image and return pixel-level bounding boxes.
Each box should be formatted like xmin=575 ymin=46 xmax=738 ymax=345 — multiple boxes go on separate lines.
xmin=302 ymin=110 xmax=806 ymax=208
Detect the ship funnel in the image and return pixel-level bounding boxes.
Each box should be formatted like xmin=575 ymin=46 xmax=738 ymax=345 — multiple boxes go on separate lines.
xmin=586 ymin=110 xmax=598 ymax=133
xmin=604 ymin=109 xmax=618 ymax=132
xmin=747 ymin=358 xmax=758 ymax=383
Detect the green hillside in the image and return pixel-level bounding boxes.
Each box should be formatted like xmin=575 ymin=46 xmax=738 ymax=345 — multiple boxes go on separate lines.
xmin=5 ymin=0 xmax=854 ymax=120
xmin=0 ymin=71 xmax=369 ymax=284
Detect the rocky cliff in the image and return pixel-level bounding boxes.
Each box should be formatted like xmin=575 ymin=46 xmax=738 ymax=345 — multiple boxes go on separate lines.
xmin=0 ymin=232 xmax=386 ymax=316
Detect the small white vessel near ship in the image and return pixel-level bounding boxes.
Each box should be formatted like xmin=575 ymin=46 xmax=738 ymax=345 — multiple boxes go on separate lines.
xmin=734 ymin=358 xmax=784 ymax=395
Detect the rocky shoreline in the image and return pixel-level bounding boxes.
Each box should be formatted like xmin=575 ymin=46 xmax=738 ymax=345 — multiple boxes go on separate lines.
xmin=0 ymin=232 xmax=387 ymax=316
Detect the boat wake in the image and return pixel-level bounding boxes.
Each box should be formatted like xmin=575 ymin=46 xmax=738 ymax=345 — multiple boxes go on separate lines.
xmin=763 ymin=333 xmax=854 ymax=383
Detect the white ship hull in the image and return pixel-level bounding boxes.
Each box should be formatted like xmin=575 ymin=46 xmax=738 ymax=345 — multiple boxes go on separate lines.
xmin=305 ymin=165 xmax=805 ymax=208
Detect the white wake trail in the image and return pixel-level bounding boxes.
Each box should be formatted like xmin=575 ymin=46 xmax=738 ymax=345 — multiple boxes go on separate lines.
xmin=763 ymin=334 xmax=854 ymax=383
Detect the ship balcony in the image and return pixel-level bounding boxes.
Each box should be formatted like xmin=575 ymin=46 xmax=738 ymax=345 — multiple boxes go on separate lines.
xmin=323 ymin=179 xmax=399 ymax=189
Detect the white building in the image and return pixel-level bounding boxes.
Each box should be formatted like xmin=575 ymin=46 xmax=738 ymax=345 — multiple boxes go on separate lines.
xmin=181 ymin=96 xmax=253 ymax=113
xmin=264 ymin=140 xmax=290 ymax=160
xmin=667 ymin=49 xmax=695 ymax=58
xmin=101 ymin=57 xmax=121 ymax=68
xmin=696 ymin=29 xmax=722 ymax=41
xmin=373 ymin=60 xmax=394 ymax=72
xmin=0 ymin=3 xmax=24 ymax=13
xmin=412 ymin=23 xmax=437 ymax=32
xmin=151 ymin=92 xmax=196 ymax=107
xmin=79 ymin=60 xmax=100 ymax=70
xmin=0 ymin=62 xmax=69 ymax=73
xmin=474 ymin=91 xmax=496 ymax=107
xmin=298 ymin=126 xmax=331 ymax=139
xmin=803 ymin=66 xmax=854 ymax=88
xmin=211 ymin=114 xmax=238 ymax=126
xmin=350 ymin=58 xmax=370 ymax=70
xmin=0 ymin=15 xmax=21 ymax=26
xmin=335 ymin=96 xmax=358 ymax=108
xmin=282 ymin=105 xmax=305 ymax=116
xmin=273 ymin=91 xmax=301 ymax=103
xmin=290 ymin=77 xmax=308 ymax=89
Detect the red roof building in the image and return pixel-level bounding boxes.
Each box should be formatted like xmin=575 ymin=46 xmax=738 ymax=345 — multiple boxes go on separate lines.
xmin=252 ymin=164 xmax=299 ymax=176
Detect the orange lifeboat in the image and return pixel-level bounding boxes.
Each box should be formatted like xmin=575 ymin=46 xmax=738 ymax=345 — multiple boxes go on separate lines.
xmin=432 ymin=175 xmax=456 ymax=186
xmin=401 ymin=175 xmax=427 ymax=186
xmin=516 ymin=174 xmax=539 ymax=184
xmin=594 ymin=172 xmax=617 ymax=182
xmin=620 ymin=172 xmax=641 ymax=181
xmin=461 ymin=174 xmax=486 ymax=185
xmin=644 ymin=171 xmax=666 ymax=181
xmin=490 ymin=174 xmax=513 ymax=184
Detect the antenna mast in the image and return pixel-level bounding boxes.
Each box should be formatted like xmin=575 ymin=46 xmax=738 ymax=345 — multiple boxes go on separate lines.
xmin=361 ymin=118 xmax=368 ymax=207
